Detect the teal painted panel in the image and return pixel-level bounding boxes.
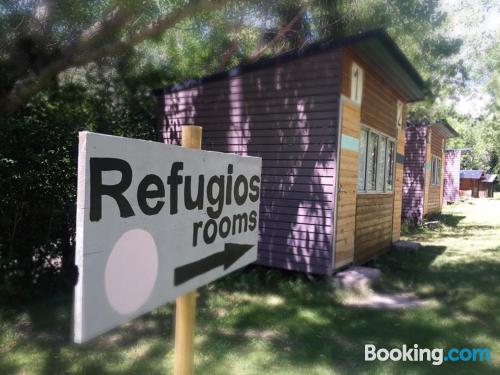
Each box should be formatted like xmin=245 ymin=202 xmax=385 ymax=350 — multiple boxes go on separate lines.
xmin=425 ymin=162 xmax=432 ymax=170
xmin=341 ymin=134 xmax=359 ymax=152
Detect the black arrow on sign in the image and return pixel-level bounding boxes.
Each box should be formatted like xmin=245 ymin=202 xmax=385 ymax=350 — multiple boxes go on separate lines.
xmin=174 ymin=243 xmax=254 ymax=286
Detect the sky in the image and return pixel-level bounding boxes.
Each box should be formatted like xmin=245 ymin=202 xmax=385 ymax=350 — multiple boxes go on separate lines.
xmin=440 ymin=0 xmax=500 ymax=117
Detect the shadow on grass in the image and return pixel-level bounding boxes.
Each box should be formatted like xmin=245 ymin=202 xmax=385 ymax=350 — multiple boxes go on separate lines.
xmin=0 ymin=289 xmax=176 ymax=375
xmin=402 ymin=212 xmax=466 ymax=237
xmin=376 ymin=244 xmax=500 ymax=338
xmin=193 ymin=252 xmax=500 ymax=374
xmin=407 ymin=224 xmax=499 ymax=244
xmin=1 ymin=245 xmax=500 ymax=374
xmin=436 ymin=213 xmax=466 ymax=228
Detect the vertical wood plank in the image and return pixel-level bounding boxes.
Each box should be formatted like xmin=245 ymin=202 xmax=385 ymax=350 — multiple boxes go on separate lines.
xmin=174 ymin=125 xmax=202 ymax=375
xmin=174 ymin=290 xmax=197 ymax=375
xmin=181 ymin=125 xmax=202 ymax=150
xmin=335 ymin=98 xmax=361 ymax=268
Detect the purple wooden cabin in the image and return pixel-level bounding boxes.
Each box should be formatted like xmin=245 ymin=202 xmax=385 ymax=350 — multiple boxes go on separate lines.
xmin=154 ymin=30 xmax=425 ymax=274
xmin=443 ymin=149 xmax=463 ymax=204
xmin=402 ymin=125 xmax=427 ymax=222
xmin=402 ymin=121 xmax=458 ymax=223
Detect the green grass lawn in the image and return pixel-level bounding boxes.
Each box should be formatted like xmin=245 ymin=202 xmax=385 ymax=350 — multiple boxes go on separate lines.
xmin=1 ymin=195 xmax=499 ymax=374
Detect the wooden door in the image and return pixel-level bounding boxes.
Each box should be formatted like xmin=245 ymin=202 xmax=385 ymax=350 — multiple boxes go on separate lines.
xmin=334 ymin=98 xmax=361 ymax=269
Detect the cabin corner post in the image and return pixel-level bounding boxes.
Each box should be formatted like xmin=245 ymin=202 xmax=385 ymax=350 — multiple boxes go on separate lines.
xmin=440 ymin=138 xmax=445 ymax=208
xmin=423 ymin=128 xmax=432 ymax=216
xmin=331 ymin=96 xmax=342 ymax=271
xmin=333 ymin=96 xmax=361 ymax=269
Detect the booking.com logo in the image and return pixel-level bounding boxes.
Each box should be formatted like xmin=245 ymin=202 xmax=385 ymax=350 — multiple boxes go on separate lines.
xmin=365 ymin=344 xmax=491 ymax=366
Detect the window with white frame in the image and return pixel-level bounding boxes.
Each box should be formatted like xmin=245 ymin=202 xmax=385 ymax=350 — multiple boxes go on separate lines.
xmin=396 ymin=100 xmax=403 ymax=128
xmin=357 ymin=129 xmax=368 ymax=189
xmin=357 ymin=127 xmax=396 ymax=192
xmin=366 ymin=131 xmax=378 ymax=190
xmin=431 ymin=156 xmax=441 ymax=185
xmin=386 ymin=141 xmax=395 ymax=191
xmin=351 ymin=63 xmax=364 ymax=104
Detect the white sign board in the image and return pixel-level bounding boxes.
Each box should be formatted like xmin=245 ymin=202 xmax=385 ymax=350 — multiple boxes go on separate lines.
xmin=74 ymin=132 xmax=261 ymax=343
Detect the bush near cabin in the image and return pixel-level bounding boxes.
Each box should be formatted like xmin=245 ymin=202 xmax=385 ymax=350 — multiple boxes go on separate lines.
xmin=0 ymin=74 xmax=156 ymax=295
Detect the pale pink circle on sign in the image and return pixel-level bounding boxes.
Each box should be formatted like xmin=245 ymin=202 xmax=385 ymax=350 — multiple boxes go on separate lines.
xmin=105 ymin=229 xmax=158 ymax=315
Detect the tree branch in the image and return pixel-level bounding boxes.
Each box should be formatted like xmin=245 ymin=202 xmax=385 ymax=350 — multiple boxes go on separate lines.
xmin=218 ymin=39 xmax=240 ymax=71
xmin=247 ymin=3 xmax=309 ymax=64
xmin=1 ymin=0 xmax=229 ymax=115
xmin=216 ymin=19 xmax=246 ymax=72
xmin=78 ymin=6 xmax=133 ymax=47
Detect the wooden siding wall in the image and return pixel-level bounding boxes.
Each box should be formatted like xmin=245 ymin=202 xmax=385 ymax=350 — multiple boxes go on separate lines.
xmin=341 ymin=53 xmax=398 ymax=138
xmin=485 ymin=183 xmax=496 ymax=198
xmin=444 ymin=150 xmax=461 ymax=203
xmin=335 ymin=99 xmax=361 ymax=268
xmin=459 ymin=179 xmax=496 ymax=198
xmin=355 ymin=194 xmax=394 ymax=263
xmin=460 ymin=178 xmax=476 ymax=198
xmin=478 ymin=182 xmax=489 ymax=198
xmin=431 ymin=128 xmax=445 ymax=155
xmin=425 ymin=128 xmax=445 ymax=214
xmin=158 ymin=51 xmax=341 ymax=275
xmin=341 ymin=48 xmax=405 ymax=263
xmin=477 ymin=181 xmax=495 ymax=198
xmin=427 ymin=184 xmax=441 ymax=212
xmin=402 ymin=126 xmax=427 ymax=222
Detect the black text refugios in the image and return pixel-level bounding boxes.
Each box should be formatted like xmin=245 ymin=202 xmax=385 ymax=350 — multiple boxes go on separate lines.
xmin=88 ymin=158 xmax=260 ymax=246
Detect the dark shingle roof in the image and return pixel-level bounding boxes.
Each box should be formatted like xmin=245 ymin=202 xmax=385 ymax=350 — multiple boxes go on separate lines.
xmin=432 ymin=121 xmax=459 ymax=138
xmin=460 ymin=170 xmax=484 ymax=180
xmin=407 ymin=119 xmax=459 ymax=138
xmin=154 ymin=29 xmax=426 ymax=102
xmin=484 ymin=174 xmax=498 ymax=183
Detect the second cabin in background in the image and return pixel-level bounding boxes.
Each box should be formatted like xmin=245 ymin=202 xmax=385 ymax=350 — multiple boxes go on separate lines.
xmin=443 ymin=148 xmax=470 ymax=204
xmin=402 ymin=120 xmax=458 ymax=223
xmin=460 ymin=170 xmax=498 ymax=198
xmin=154 ymin=30 xmax=426 ymax=275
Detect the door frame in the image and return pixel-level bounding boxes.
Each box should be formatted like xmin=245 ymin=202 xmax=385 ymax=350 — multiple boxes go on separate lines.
xmin=332 ymin=95 xmax=361 ymax=271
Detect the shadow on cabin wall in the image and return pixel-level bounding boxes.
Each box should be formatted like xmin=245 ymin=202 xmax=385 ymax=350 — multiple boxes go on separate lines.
xmin=159 ymin=54 xmax=339 ymax=274
xmin=402 ymin=127 xmax=426 ymax=224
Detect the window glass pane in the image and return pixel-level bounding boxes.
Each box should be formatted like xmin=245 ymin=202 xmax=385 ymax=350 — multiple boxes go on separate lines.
xmin=436 ymin=159 xmax=439 ymax=184
xmin=367 ymin=132 xmax=378 ymax=191
xmin=435 ymin=159 xmax=438 ymax=184
xmin=352 ymin=67 xmax=359 ymax=101
xmin=351 ymin=63 xmax=363 ymax=103
xmin=438 ymin=159 xmax=441 ymax=183
xmin=431 ymin=158 xmax=434 ymax=184
xmin=397 ymin=101 xmax=403 ymax=128
xmin=386 ymin=141 xmax=395 ymax=191
xmin=376 ymin=137 xmax=387 ymax=191
xmin=431 ymin=158 xmax=436 ymax=183
xmin=357 ymin=129 xmax=368 ymax=190
xmin=432 ymin=158 xmax=435 ymax=184
xmin=431 ymin=157 xmax=440 ymax=185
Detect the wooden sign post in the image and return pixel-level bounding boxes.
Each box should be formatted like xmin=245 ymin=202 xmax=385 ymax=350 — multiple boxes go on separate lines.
xmin=73 ymin=130 xmax=261 ymax=347
xmin=174 ymin=126 xmax=202 ymax=375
